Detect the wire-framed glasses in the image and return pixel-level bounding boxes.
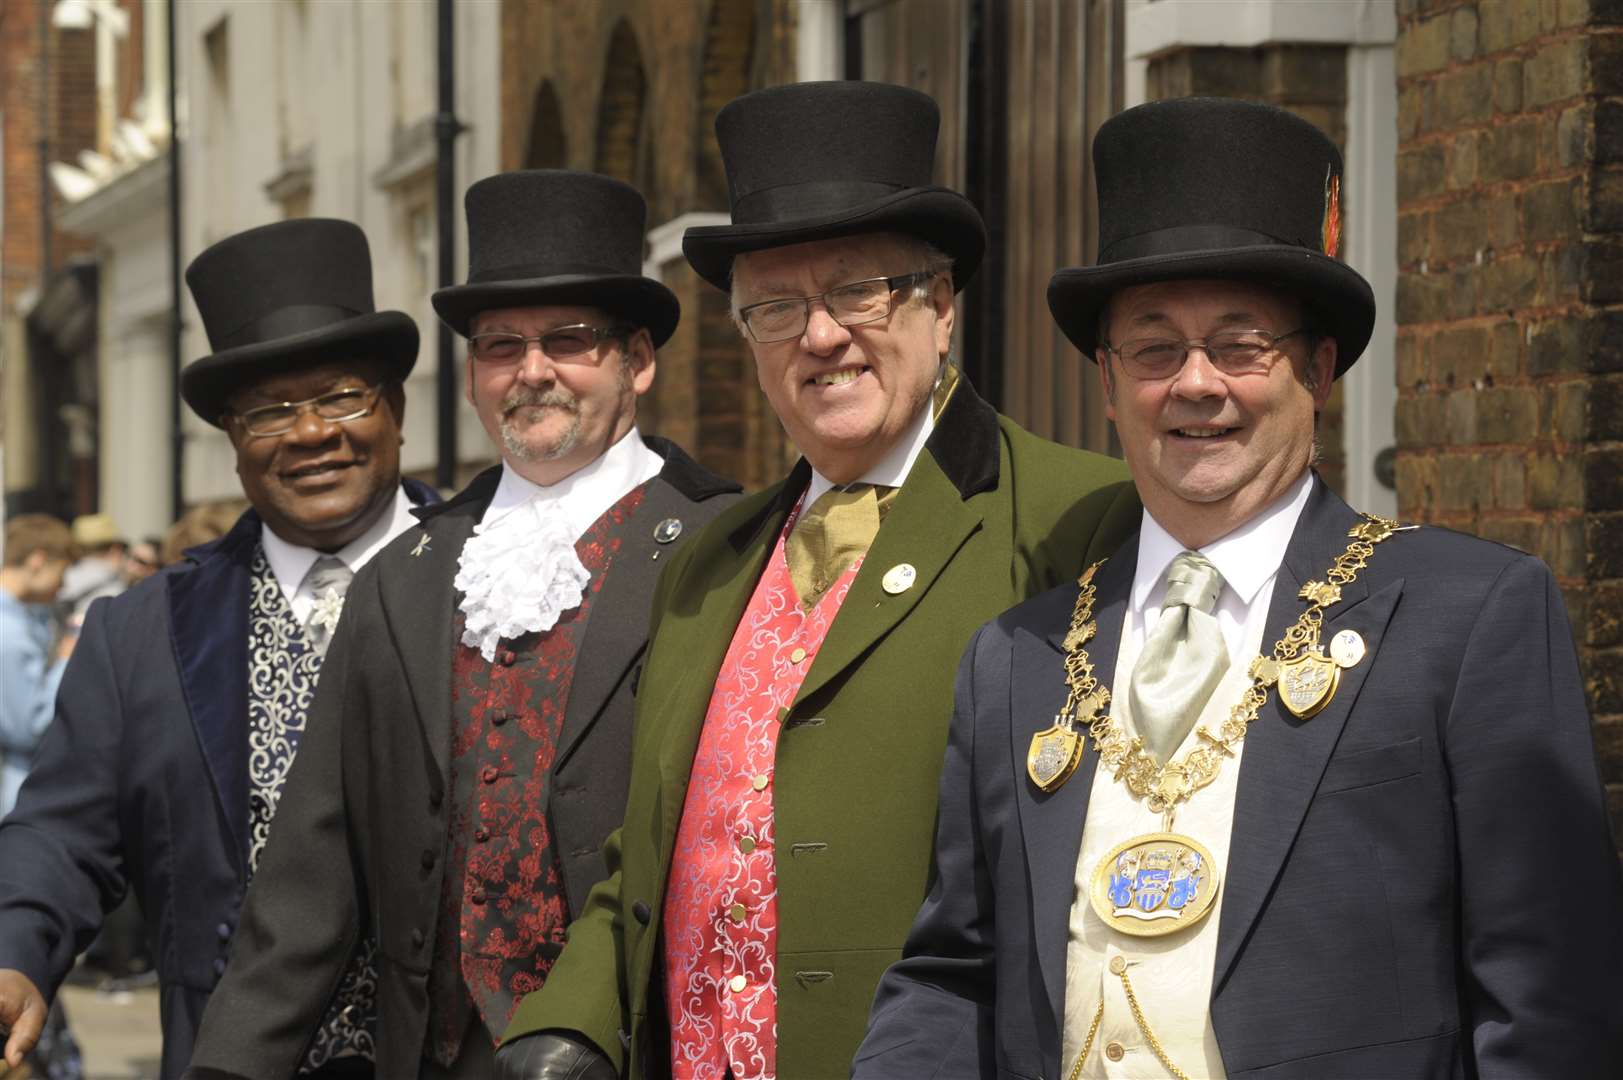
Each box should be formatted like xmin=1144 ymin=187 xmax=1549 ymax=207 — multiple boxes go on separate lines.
xmin=230 ymin=384 xmax=385 ymax=438
xmin=467 ymin=324 xmax=630 ymax=365
xmin=737 ymin=271 xmax=934 ymax=343
xmin=1103 ymin=327 xmax=1310 ymax=381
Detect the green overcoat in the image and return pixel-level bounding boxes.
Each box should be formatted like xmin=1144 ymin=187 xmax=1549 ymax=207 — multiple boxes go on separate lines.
xmin=505 ymin=381 xmax=1138 ymax=1078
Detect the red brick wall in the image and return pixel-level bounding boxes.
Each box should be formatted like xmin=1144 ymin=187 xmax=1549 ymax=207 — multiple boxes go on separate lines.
xmin=1393 ymin=0 xmax=1623 ymax=839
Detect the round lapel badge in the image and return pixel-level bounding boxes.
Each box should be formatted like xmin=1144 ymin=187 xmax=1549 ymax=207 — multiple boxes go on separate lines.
xmin=653 ymin=517 xmax=683 ymax=544
xmin=1329 ymin=628 xmax=1366 ymax=668
xmin=881 ymin=562 xmax=917 ymax=595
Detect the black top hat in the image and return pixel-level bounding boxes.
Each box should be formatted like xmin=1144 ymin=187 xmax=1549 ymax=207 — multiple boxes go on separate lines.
xmin=1047 ymin=97 xmax=1375 ymax=378
xmin=181 ymin=218 xmax=419 ymax=425
xmin=682 ymin=81 xmax=987 ymax=293
xmin=431 ymin=170 xmax=680 ymax=347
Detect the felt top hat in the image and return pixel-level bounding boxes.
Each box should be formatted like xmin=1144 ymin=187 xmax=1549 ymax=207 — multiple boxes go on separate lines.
xmin=1047 ymin=97 xmax=1375 ymax=378
xmin=682 ymin=81 xmax=987 ymax=292
xmin=431 ymin=169 xmax=679 ymax=347
xmin=181 ymin=218 xmax=419 ymax=426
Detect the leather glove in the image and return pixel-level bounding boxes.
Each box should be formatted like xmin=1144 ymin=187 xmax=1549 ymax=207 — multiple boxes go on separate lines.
xmin=494 ymin=1031 xmax=618 ymax=1080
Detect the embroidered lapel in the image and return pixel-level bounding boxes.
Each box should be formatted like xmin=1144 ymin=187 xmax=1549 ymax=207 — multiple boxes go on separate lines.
xmin=168 ymin=515 xmax=259 ymax=869
xmin=1016 ymin=536 xmax=1138 ymax=1028
xmin=1212 ymin=481 xmax=1405 ymax=993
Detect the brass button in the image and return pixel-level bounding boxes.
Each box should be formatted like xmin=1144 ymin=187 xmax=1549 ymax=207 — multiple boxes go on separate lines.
xmin=729 ymin=903 xmax=747 ymax=923
xmin=738 ymin=835 xmax=757 ymax=853
xmin=789 ymin=647 xmax=808 ymax=664
xmin=1109 ymin=955 xmax=1127 ymax=975
xmin=1105 ymin=1042 xmax=1125 ymax=1062
xmin=750 ymin=774 xmax=769 ymax=792
xmin=728 ymin=974 xmax=747 ymax=993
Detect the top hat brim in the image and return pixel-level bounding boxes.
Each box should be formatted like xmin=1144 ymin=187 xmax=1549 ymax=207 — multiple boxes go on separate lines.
xmin=431 ymin=274 xmax=680 ymax=348
xmin=181 ymin=310 xmax=419 ymax=427
xmin=1047 ymin=246 xmax=1375 ymax=379
xmin=683 ymin=187 xmax=986 ymax=293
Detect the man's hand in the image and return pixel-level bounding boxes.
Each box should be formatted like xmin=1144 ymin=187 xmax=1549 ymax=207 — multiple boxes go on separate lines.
xmin=494 ymin=1031 xmax=617 ymax=1080
xmin=0 ymin=969 xmax=46 ymax=1069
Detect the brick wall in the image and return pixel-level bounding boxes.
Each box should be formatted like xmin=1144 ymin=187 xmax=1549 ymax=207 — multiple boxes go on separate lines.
xmin=499 ymin=0 xmax=797 ymax=490
xmin=1144 ymin=44 xmax=1351 ymax=496
xmin=1393 ymin=0 xmax=1623 ymax=839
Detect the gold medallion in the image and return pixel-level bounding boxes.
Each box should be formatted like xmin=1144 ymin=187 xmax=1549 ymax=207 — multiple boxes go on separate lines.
xmin=1089 ymin=832 xmax=1220 ymax=937
xmin=1278 ymin=647 xmax=1340 ymax=718
xmin=1027 ymin=720 xmax=1084 ymax=792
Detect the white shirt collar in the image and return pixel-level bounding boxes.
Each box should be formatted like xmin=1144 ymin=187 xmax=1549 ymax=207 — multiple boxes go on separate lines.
xmin=802 ymin=395 xmax=936 ymax=510
xmin=480 ymin=427 xmax=664 ymax=540
xmin=260 ymin=484 xmax=420 ymax=606
xmin=1131 ymin=470 xmax=1315 ymax=617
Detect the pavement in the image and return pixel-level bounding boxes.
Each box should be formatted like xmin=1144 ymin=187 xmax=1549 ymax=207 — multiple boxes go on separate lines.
xmin=0 ymin=983 xmax=164 ymax=1080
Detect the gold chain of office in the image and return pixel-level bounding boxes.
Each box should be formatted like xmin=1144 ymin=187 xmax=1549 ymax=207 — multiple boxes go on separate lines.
xmin=1057 ymin=514 xmax=1402 ymax=816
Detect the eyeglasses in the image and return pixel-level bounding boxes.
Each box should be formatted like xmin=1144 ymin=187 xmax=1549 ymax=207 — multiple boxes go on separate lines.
xmin=1102 ymin=328 xmax=1310 ymax=381
xmin=737 ymin=271 xmax=935 ymax=343
xmin=229 ymin=384 xmax=385 ymax=438
xmin=467 ymin=324 xmax=631 ymax=365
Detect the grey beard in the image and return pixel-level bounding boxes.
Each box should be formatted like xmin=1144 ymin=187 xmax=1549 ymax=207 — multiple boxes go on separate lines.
xmin=500 ymin=390 xmax=580 ymax=463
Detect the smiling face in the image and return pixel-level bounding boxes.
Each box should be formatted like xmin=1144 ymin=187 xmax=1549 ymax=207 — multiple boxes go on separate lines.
xmin=464 ymin=304 xmax=654 ymax=487
xmin=225 ymin=358 xmax=405 ymax=552
xmin=1097 ymin=278 xmax=1335 ymax=549
xmin=731 ymin=233 xmax=954 ymax=484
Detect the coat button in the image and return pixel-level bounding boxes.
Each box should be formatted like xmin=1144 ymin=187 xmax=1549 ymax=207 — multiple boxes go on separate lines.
xmin=728 ymin=974 xmax=747 ymax=993
xmin=631 ymin=900 xmax=651 ymax=925
xmin=1109 ymin=955 xmax=1127 ymax=975
xmin=728 ymin=903 xmax=747 ymax=923
xmin=481 ymin=765 xmax=499 ymax=784
xmin=411 ymin=929 xmax=426 ymax=948
xmin=470 ymin=887 xmax=487 ymax=906
xmin=475 ymin=826 xmax=491 ymax=843
xmin=429 ymin=790 xmax=443 ymax=811
xmin=421 ymin=849 xmax=436 ymax=870
xmin=738 ymin=835 xmax=756 ymax=854
xmin=750 ymin=774 xmax=769 ymax=792
xmin=213 ymin=957 xmax=227 ymax=977
xmin=492 ymin=712 xmax=509 ymax=727
xmin=216 ymin=922 xmax=232 ymax=942
xmin=789 ymin=647 xmax=807 ymax=664
xmin=1105 ymin=1042 xmax=1125 ymax=1061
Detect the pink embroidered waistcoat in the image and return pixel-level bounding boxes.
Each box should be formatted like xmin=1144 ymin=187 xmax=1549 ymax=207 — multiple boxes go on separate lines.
xmin=662 ymin=510 xmax=863 ymax=1080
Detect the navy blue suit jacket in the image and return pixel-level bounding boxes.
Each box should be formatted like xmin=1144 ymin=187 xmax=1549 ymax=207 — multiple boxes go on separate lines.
xmin=0 ymin=480 xmax=437 ymax=1080
xmin=856 ymin=479 xmax=1623 ymax=1080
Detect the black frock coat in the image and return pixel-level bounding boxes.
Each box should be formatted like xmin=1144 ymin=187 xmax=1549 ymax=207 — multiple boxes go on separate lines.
xmin=185 ymin=438 xmax=739 ymax=1080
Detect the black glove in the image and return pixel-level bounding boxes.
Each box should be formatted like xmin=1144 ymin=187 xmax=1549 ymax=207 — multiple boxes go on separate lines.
xmin=494 ymin=1031 xmax=618 ymax=1080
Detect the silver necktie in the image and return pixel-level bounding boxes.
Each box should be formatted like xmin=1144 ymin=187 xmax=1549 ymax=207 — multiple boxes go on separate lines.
xmin=1128 ymin=551 xmax=1228 ymax=765
xmin=302 ymin=555 xmax=353 ymax=659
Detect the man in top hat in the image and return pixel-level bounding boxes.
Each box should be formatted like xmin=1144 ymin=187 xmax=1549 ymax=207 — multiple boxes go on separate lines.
xmin=854 ymin=97 xmax=1623 ymax=1079
xmin=183 ymin=170 xmax=741 ymax=1080
xmin=496 ymin=81 xmax=1139 ymax=1080
xmin=0 ymin=218 xmax=437 ymax=1079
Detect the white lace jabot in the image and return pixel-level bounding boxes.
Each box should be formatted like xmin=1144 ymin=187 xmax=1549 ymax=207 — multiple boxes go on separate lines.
xmin=453 ymin=500 xmax=591 ymax=662
xmin=455 ymin=429 xmax=663 ymax=662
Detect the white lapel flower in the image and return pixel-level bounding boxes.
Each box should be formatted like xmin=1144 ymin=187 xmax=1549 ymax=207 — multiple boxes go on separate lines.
xmin=454 ymin=498 xmax=591 ymax=662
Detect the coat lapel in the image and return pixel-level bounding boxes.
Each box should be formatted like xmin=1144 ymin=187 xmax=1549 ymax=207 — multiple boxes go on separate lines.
xmin=380 ymin=468 xmax=497 ymax=781
xmin=556 ymin=474 xmax=692 ymax=768
xmin=1212 ymin=481 xmax=1405 ymax=992
xmin=168 ymin=515 xmax=260 ymax=868
xmin=1015 ymin=537 xmax=1137 ymax=1027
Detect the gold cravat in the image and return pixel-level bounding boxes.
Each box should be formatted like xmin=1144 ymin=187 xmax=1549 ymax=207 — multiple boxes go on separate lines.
xmin=787 ymin=484 xmax=890 ymax=606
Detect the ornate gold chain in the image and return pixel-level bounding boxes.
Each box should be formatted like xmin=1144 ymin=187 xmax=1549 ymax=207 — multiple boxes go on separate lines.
xmin=1057 ymin=515 xmax=1402 ymax=814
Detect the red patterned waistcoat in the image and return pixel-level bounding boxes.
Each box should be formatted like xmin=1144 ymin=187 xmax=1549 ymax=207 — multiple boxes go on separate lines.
xmin=425 ymin=485 xmax=647 ymax=1064
xmin=662 ymin=508 xmax=863 ymax=1080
